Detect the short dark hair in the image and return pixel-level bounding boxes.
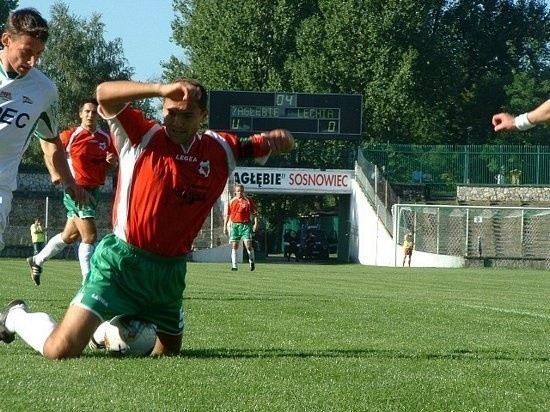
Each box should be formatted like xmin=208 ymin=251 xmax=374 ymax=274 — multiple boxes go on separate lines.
xmin=79 ymin=98 xmax=99 ymax=110
xmin=5 ymin=8 xmax=49 ymax=43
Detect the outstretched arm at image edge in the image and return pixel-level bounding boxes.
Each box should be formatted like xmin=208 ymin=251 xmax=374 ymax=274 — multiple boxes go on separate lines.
xmin=492 ymin=99 xmax=550 ymax=132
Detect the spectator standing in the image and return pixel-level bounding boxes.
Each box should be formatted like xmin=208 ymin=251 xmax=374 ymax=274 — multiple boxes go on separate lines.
xmin=304 ymin=231 xmax=316 ymax=262
xmin=30 ymin=217 xmax=45 ymax=255
xmin=402 ymin=233 xmax=414 ymax=267
xmin=495 ymin=169 xmax=505 ymax=185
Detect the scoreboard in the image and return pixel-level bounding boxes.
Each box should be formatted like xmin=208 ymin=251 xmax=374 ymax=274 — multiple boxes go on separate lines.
xmin=208 ymin=91 xmax=362 ymax=140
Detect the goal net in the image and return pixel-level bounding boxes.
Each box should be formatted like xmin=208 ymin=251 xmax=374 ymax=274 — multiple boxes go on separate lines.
xmin=393 ymin=204 xmax=550 ymax=268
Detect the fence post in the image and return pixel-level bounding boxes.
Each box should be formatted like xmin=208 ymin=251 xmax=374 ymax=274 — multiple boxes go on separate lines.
xmin=535 ymin=144 xmax=540 ymax=185
xmin=45 ymin=196 xmax=49 ymax=242
xmin=463 ymin=146 xmax=470 ymax=184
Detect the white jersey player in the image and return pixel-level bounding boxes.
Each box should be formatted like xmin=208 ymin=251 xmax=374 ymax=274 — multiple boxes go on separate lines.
xmin=0 ymin=8 xmax=88 ymax=252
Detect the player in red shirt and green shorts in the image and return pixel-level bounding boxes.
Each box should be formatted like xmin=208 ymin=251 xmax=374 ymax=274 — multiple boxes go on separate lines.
xmin=224 ymin=184 xmax=259 ymax=271
xmin=0 ymin=78 xmax=295 ymax=359
xmin=27 ymin=98 xmax=118 ymax=285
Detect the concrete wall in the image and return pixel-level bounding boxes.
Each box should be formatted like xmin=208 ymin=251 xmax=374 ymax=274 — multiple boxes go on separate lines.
xmin=457 ymin=184 xmax=550 ymax=203
xmin=189 ymin=244 xmax=242 ymax=263
xmin=17 ymin=172 xmax=115 ymax=193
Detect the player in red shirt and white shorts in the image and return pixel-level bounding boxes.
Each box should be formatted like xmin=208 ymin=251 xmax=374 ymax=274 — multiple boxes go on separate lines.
xmin=0 ymin=79 xmax=294 ymax=359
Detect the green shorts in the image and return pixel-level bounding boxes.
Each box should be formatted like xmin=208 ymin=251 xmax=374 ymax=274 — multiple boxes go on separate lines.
xmin=229 ymin=222 xmax=253 ymax=242
xmin=71 ymin=234 xmax=187 ymax=335
xmin=63 ymin=187 xmax=100 ymax=219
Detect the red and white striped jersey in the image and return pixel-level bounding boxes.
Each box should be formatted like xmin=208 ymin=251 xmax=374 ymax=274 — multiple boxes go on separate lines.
xmin=227 ymin=196 xmax=257 ymax=223
xmin=60 ymin=126 xmax=115 ymax=188
xmin=102 ymin=104 xmax=270 ymax=257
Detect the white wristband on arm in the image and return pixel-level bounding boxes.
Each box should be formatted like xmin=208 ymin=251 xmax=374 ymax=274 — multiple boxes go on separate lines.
xmin=514 ymin=113 xmax=535 ymax=131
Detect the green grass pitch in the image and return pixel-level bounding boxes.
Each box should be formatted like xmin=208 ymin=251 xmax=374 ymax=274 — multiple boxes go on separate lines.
xmin=0 ymin=258 xmax=548 ymax=411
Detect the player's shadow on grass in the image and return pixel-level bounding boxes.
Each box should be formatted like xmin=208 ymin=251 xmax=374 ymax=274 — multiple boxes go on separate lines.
xmin=179 ymin=347 xmax=550 ymax=362
xmin=184 ymin=294 xmax=334 ymax=301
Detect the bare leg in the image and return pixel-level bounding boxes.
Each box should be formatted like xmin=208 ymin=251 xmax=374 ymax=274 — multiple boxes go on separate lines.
xmin=151 ymin=332 xmax=182 ymax=356
xmin=42 ymin=305 xmax=102 ymax=360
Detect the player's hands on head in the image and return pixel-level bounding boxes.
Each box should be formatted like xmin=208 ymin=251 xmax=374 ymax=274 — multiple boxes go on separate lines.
xmin=162 ymin=80 xmax=202 ymax=104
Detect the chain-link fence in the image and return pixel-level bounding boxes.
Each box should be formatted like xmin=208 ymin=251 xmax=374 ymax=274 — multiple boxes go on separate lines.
xmin=394 ymin=203 xmax=550 ymax=267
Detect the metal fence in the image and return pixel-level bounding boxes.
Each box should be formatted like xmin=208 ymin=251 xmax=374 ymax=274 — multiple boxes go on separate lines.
xmin=355 ymin=150 xmax=396 ymax=235
xmin=394 ymin=203 xmax=550 ymax=268
xmin=361 ymin=144 xmax=550 ymax=198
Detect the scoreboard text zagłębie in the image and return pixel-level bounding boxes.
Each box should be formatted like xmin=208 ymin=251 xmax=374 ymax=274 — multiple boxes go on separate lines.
xmin=208 ymin=91 xmax=362 ymax=140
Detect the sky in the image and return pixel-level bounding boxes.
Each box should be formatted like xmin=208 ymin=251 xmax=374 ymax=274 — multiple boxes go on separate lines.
xmin=17 ymin=0 xmax=184 ymax=81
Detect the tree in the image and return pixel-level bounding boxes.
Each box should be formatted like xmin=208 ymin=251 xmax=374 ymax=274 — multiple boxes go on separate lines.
xmin=488 ymin=70 xmax=550 ymax=145
xmin=0 ymin=0 xmax=18 ymax=33
xmin=287 ymin=0 xmax=452 ymax=144
xmin=165 ymin=0 xmax=550 ymax=226
xmin=21 ymin=2 xmax=136 ymax=168
xmin=167 ymin=0 xmax=318 ymax=90
xmin=40 ymin=3 xmax=133 ymax=128
xmin=432 ymin=0 xmax=550 ymax=145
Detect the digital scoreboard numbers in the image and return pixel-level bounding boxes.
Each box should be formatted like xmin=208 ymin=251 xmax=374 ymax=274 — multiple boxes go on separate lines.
xmin=208 ymin=91 xmax=362 ymax=140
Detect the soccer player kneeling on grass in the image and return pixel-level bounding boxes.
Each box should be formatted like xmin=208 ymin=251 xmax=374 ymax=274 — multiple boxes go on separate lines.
xmin=0 ymin=77 xmax=294 ymax=359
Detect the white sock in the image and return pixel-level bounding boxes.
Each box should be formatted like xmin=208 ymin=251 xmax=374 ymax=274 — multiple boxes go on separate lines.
xmin=34 ymin=233 xmax=68 ymax=266
xmin=231 ymin=249 xmax=238 ymax=267
xmin=78 ymin=242 xmax=94 ymax=282
xmin=6 ymin=308 xmax=57 ymax=355
xmin=248 ymin=248 xmax=255 ymax=263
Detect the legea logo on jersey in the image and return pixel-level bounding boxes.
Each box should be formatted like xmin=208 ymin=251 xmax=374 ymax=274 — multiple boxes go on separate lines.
xmin=0 ymin=105 xmax=30 ymax=128
xmin=175 ymin=154 xmax=198 ymax=162
xmin=23 ymin=96 xmax=33 ymax=104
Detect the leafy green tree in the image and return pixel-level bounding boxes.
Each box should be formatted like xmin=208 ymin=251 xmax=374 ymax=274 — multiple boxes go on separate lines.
xmin=167 ymin=0 xmax=317 ymax=91
xmin=39 ymin=3 xmax=132 ymax=128
xmin=286 ymin=0 xmax=550 ymax=146
xmin=21 ymin=2 xmax=148 ymax=168
xmin=287 ymin=0 xmax=446 ymax=144
xmin=495 ymin=71 xmax=550 ymax=145
xmin=165 ymin=0 xmax=550 ymax=224
xmin=433 ymin=0 xmax=550 ymax=145
xmin=0 ymin=0 xmax=18 ymax=33
xmin=167 ymin=0 xmax=462 ymax=145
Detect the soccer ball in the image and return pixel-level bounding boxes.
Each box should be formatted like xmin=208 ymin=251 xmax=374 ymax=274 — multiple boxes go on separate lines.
xmin=104 ymin=315 xmax=157 ymax=357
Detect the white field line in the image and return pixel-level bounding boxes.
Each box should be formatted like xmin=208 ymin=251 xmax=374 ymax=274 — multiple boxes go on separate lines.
xmin=464 ymin=304 xmax=550 ymax=320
